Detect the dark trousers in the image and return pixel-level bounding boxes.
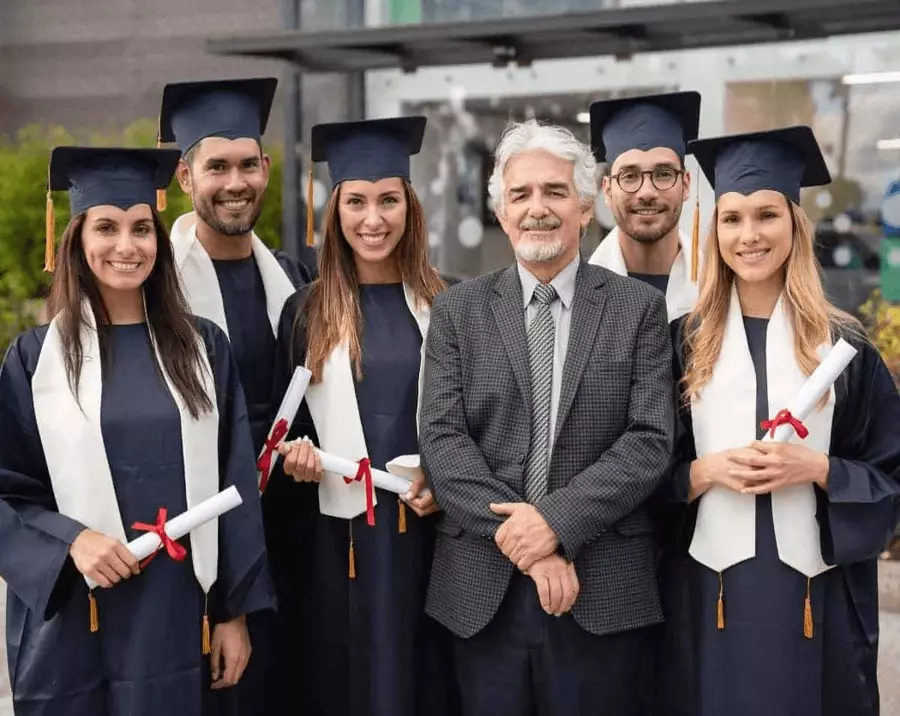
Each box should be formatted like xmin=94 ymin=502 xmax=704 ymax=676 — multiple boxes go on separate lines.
xmin=454 ymin=573 xmax=654 ymax=716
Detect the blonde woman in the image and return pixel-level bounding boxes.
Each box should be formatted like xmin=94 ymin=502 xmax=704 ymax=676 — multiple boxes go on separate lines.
xmin=659 ymin=126 xmax=900 ymax=716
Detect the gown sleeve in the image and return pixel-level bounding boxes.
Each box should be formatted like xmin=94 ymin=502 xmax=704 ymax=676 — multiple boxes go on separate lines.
xmin=0 ymin=329 xmax=85 ymax=620
xmin=197 ymin=318 xmax=276 ymax=623
xmin=273 ymin=249 xmax=314 ymax=287
xmin=819 ymin=336 xmax=900 ymax=565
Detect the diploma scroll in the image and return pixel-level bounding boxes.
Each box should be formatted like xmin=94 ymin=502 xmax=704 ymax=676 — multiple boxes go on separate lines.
xmin=761 ymin=338 xmax=858 ymax=443
xmin=84 ymin=486 xmax=244 ymax=590
xmin=257 ymin=366 xmax=313 ymax=491
xmin=315 ymin=449 xmax=431 ymax=500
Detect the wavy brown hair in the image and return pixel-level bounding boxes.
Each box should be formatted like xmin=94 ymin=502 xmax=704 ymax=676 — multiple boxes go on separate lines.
xmin=681 ymin=197 xmax=862 ymax=402
xmin=47 ymin=210 xmax=214 ymax=419
xmin=297 ymin=179 xmax=445 ymax=383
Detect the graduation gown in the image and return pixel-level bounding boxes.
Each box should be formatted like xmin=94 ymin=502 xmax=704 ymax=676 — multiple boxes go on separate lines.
xmin=587 ymin=227 xmax=698 ymax=320
xmin=264 ymin=281 xmax=460 ymax=716
xmin=655 ymin=313 xmax=900 ymax=716
xmin=0 ymin=318 xmax=274 ymax=716
xmin=170 ymin=212 xmax=311 ymax=453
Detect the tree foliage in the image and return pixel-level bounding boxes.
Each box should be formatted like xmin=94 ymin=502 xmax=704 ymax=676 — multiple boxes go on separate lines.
xmin=0 ymin=120 xmax=285 ymax=353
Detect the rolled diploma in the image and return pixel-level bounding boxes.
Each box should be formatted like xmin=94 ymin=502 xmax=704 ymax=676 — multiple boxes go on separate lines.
xmin=315 ymin=449 xmax=431 ymax=499
xmin=84 ymin=485 xmax=244 ymax=590
xmin=762 ymin=338 xmax=858 ymax=443
xmin=260 ymin=366 xmax=313 ymax=473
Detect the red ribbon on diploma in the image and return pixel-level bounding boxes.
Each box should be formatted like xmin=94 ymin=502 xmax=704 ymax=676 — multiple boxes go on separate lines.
xmin=133 ymin=507 xmax=187 ymax=568
xmin=761 ymin=409 xmax=809 ymax=439
xmin=343 ymin=458 xmax=375 ymax=526
xmin=257 ymin=418 xmax=289 ymax=493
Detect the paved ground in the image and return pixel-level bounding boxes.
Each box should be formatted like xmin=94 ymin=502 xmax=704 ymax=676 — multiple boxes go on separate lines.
xmin=1 ymin=572 xmax=899 ymax=715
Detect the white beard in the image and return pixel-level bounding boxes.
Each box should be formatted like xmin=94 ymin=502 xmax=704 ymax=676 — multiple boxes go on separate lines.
xmin=515 ymin=238 xmax=565 ymax=263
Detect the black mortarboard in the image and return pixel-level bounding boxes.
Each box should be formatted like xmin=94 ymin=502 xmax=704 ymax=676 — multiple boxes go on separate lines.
xmin=158 ymin=77 xmax=278 ymax=154
xmin=304 ymin=116 xmax=427 ymax=247
xmin=311 ymin=116 xmax=427 ymax=185
xmin=44 ymin=147 xmax=181 ymax=272
xmin=688 ymin=125 xmax=831 ymax=205
xmin=589 ymin=91 xmax=702 ymax=164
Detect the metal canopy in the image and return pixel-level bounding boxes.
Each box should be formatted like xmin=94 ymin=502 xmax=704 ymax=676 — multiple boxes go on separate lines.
xmin=205 ymin=0 xmax=900 ymax=74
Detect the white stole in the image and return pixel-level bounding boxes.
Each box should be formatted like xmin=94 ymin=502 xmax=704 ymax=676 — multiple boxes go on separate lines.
xmin=688 ymin=287 xmax=835 ymax=578
xmin=31 ymin=300 xmax=221 ymax=593
xmin=170 ymin=212 xmax=296 ymax=337
xmin=587 ymin=226 xmax=698 ymax=321
xmin=304 ymin=284 xmax=430 ymax=519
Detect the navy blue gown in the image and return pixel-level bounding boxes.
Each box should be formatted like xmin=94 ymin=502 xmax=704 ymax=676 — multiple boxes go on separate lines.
xmin=265 ymin=282 xmax=461 ymax=716
xmin=628 ymin=272 xmax=669 ymax=295
xmin=0 ymin=318 xmax=274 ymax=716
xmin=654 ymin=316 xmax=900 ymax=716
xmin=212 ymin=251 xmax=309 ymax=716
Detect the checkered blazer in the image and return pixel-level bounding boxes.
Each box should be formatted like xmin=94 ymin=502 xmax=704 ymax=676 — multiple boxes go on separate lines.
xmin=420 ymin=260 xmax=674 ymax=639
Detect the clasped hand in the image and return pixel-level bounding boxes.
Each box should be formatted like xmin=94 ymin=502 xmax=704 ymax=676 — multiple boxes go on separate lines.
xmin=696 ymin=441 xmax=829 ymax=496
xmin=489 ymin=503 xmax=577 ymax=615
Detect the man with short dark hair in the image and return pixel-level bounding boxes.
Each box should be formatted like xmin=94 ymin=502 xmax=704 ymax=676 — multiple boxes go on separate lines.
xmin=588 ymin=91 xmax=702 ymax=321
xmin=157 ymin=76 xmax=310 ymax=716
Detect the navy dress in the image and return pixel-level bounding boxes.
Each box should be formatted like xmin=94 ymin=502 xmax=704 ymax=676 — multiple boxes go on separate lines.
xmin=654 ymin=316 xmax=900 ymax=716
xmin=266 ymin=282 xmax=460 ymax=716
xmin=0 ymin=319 xmax=274 ymax=716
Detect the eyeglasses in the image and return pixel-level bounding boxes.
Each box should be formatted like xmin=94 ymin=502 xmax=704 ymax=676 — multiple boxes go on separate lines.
xmin=611 ymin=167 xmax=684 ymax=194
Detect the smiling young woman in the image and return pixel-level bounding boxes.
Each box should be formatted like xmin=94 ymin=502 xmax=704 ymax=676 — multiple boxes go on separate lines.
xmin=654 ymin=126 xmax=900 ymax=716
xmin=0 ymin=147 xmax=274 ymax=716
xmin=262 ymin=117 xmax=460 ymax=716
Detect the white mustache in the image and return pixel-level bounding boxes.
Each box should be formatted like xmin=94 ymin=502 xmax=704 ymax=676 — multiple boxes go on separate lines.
xmin=520 ymin=217 xmax=561 ymax=230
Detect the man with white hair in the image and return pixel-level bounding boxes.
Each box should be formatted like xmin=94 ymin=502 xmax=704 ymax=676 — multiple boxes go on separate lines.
xmin=419 ymin=119 xmax=674 ymax=716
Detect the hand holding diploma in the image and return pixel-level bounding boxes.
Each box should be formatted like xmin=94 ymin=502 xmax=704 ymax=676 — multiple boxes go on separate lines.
xmin=70 ymin=530 xmax=141 ymax=589
xmin=82 ymin=486 xmax=244 ymax=590
xmin=728 ymin=338 xmax=858 ymax=494
xmin=257 ymin=366 xmax=313 ymax=492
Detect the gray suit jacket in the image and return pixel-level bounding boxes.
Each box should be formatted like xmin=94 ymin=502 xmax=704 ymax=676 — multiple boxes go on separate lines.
xmin=419 ymin=260 xmax=674 ymax=639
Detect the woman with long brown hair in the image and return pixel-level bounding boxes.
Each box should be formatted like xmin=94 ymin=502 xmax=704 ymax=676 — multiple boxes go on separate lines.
xmin=658 ymin=126 xmax=900 ymax=716
xmin=265 ymin=117 xmax=459 ymax=716
xmin=0 ymin=147 xmax=273 ymax=716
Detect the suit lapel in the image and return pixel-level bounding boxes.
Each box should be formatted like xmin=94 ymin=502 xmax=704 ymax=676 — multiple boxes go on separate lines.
xmin=555 ymin=264 xmax=607 ymax=443
xmin=491 ymin=266 xmax=531 ymax=411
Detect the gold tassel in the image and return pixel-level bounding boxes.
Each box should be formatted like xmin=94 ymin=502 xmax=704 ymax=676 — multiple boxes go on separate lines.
xmin=156 ymin=136 xmax=167 ymax=212
xmin=690 ymin=193 xmax=700 ymax=283
xmin=202 ymin=593 xmax=211 ymax=655
xmin=89 ymin=591 xmax=99 ymax=633
xmin=803 ymin=578 xmax=814 ymax=639
xmin=398 ymin=500 xmax=407 ymax=534
xmin=44 ymin=187 xmax=56 ymax=273
xmin=306 ymin=164 xmax=316 ymax=247
xmin=348 ymin=536 xmax=357 ymax=580
xmin=716 ymin=572 xmax=725 ymax=630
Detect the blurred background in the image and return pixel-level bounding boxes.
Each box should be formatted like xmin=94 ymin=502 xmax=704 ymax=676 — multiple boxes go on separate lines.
xmin=1 ymin=0 xmax=899 ymax=712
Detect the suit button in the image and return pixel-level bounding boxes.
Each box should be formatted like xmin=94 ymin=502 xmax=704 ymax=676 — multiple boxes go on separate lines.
xmin=517 ymin=452 xmax=526 ymax=463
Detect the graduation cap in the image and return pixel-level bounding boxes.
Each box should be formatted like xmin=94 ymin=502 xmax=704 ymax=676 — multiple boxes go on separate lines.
xmin=688 ymin=125 xmax=831 ymax=205
xmin=156 ymin=77 xmax=278 ymax=211
xmin=44 ymin=146 xmax=182 ymax=272
xmin=305 ymin=116 xmax=427 ymax=247
xmin=589 ymin=91 xmax=701 ymax=165
xmin=590 ymin=91 xmax=703 ymax=282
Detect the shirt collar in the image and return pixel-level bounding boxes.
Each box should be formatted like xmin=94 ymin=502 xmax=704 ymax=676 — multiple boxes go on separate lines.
xmin=517 ymin=253 xmax=579 ymax=310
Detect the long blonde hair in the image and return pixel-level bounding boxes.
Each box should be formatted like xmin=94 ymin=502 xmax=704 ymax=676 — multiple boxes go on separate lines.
xmin=681 ymin=197 xmax=862 ymax=401
xmin=297 ymin=179 xmax=445 ymax=383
